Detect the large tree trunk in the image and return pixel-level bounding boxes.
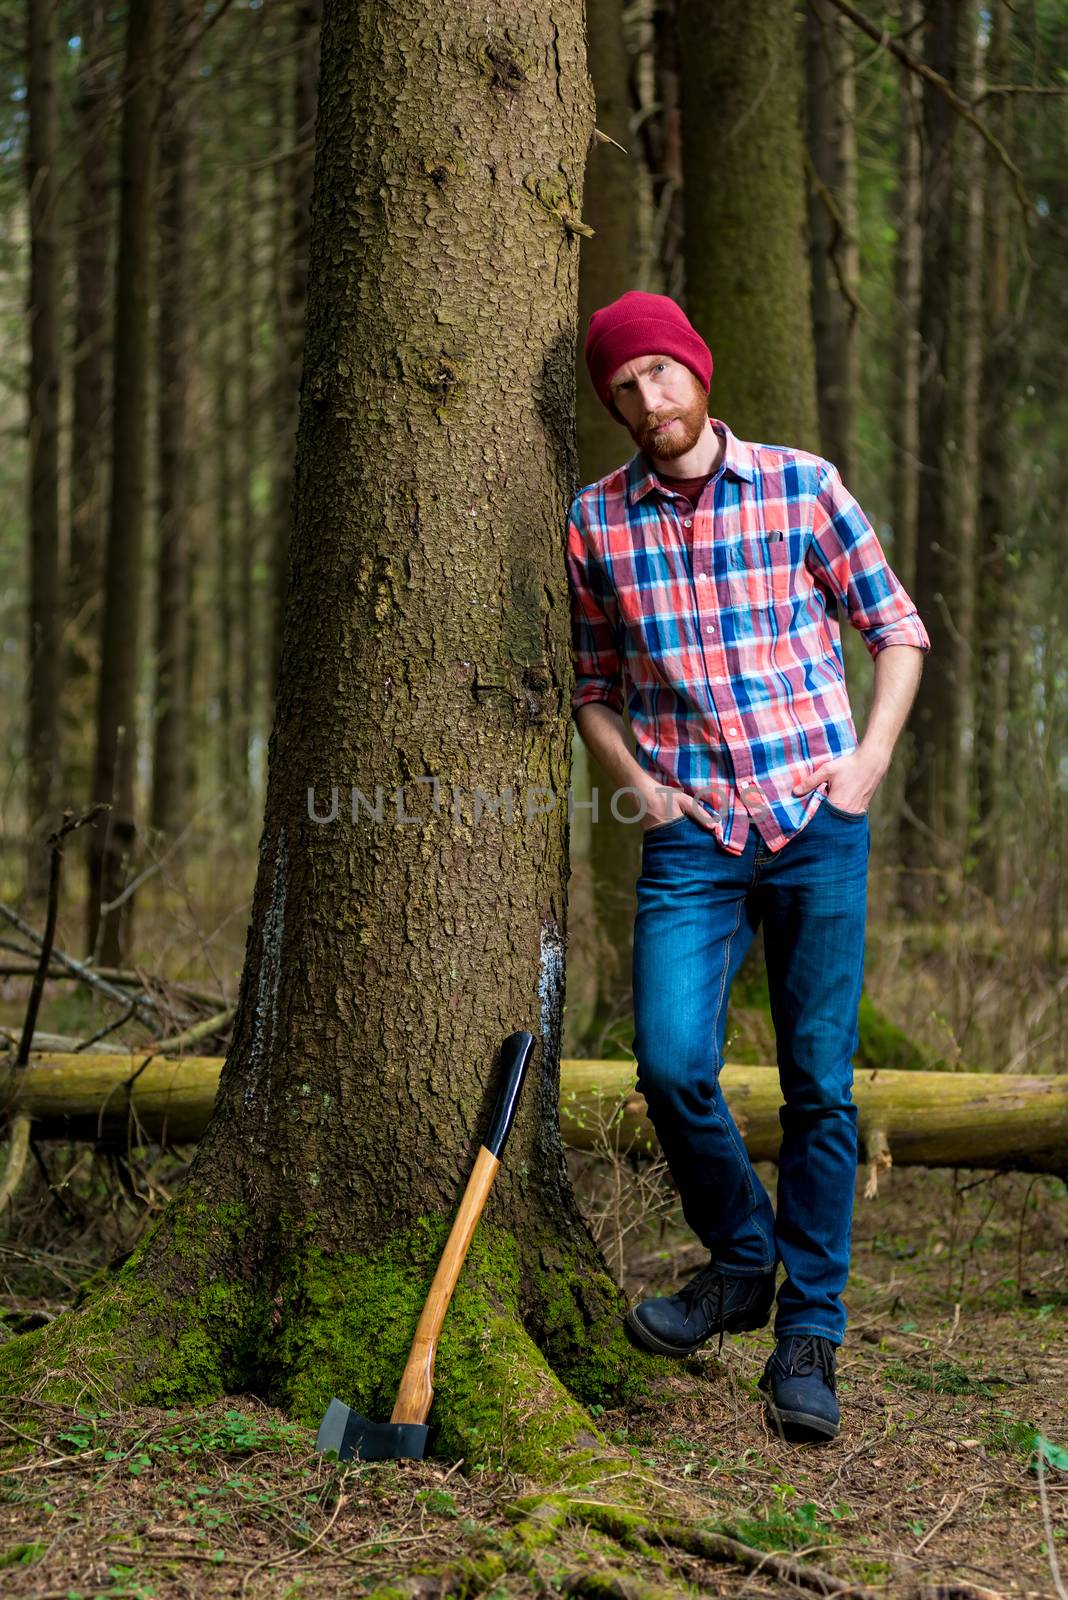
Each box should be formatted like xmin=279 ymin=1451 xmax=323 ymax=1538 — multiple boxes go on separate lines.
xmin=87 ymin=0 xmax=163 ymax=964
xmin=7 ymin=0 xmax=642 ymax=1473
xmin=10 ymin=1055 xmax=1065 ymax=1183
xmin=151 ymin=0 xmax=196 ymax=843
xmin=676 ymin=0 xmax=819 ymax=448
xmin=25 ymin=0 xmax=64 ymax=896
xmin=805 ymin=0 xmax=859 ymax=481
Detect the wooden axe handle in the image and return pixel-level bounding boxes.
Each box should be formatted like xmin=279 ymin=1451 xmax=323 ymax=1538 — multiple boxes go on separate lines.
xmin=390 ymin=1143 xmax=500 ymax=1426
xmin=389 ymin=1029 xmax=534 ymax=1428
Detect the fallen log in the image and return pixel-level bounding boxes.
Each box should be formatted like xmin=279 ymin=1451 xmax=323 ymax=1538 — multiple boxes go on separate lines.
xmin=1 ymin=1054 xmax=1065 ymax=1183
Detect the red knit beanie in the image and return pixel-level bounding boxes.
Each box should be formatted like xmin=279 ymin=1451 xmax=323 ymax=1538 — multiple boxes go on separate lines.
xmin=584 ymin=291 xmax=713 ymax=422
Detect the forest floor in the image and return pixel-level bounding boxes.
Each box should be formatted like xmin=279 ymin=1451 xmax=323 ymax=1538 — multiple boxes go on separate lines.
xmin=0 ymin=1154 xmax=1063 ymax=1600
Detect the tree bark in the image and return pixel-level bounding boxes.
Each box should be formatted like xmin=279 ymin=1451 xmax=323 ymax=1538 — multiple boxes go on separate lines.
xmin=8 ymin=1055 xmax=1065 ymax=1183
xmin=805 ymin=0 xmax=859 ymax=480
xmin=676 ymin=0 xmax=819 ymax=449
xmin=5 ymin=0 xmax=646 ymax=1475
xmin=25 ymin=0 xmax=64 ymax=897
xmin=87 ymin=0 xmax=163 ymax=964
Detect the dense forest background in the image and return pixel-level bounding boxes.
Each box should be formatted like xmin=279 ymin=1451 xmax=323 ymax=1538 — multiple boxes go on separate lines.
xmin=0 ymin=5 xmax=1065 ymax=1598
xmin=3 ymin=0 xmax=1068 ymax=1086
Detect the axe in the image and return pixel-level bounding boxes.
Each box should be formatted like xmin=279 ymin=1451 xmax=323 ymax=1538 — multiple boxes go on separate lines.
xmin=315 ymin=1028 xmax=535 ymax=1462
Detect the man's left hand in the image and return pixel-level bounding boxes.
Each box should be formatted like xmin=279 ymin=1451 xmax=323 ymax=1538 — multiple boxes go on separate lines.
xmin=792 ymin=749 xmax=887 ymax=813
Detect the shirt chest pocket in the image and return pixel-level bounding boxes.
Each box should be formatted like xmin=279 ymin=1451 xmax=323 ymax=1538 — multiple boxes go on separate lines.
xmin=727 ymin=530 xmax=797 ymax=607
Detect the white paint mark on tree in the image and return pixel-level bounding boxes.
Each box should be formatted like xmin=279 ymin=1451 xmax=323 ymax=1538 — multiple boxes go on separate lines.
xmin=245 ymin=824 xmax=288 ymax=1112
xmin=538 ymin=918 xmax=565 ymax=1061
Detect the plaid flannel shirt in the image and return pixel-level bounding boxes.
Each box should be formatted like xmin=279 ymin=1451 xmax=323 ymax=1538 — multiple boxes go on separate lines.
xmin=566 ymin=419 xmax=930 ymax=854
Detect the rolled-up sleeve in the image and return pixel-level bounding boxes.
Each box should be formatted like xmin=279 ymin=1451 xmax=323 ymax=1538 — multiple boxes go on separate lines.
xmin=808 ymin=462 xmax=931 ymax=659
xmin=565 ymin=504 xmax=625 ymax=716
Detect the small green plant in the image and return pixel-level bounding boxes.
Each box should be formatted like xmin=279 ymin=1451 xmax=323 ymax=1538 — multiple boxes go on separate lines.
xmin=0 ymin=1541 xmax=46 ymax=1568
xmin=884 ymin=1358 xmax=995 ymax=1396
xmin=415 ymin=1487 xmax=458 ymax=1517
xmin=983 ymin=1412 xmax=1037 ymax=1455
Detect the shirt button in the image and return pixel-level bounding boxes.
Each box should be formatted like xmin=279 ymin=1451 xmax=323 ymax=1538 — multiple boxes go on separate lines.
xmin=714 ymin=675 xmax=726 ymax=684
xmin=728 ymin=727 xmax=739 ymax=736
xmin=705 ymin=624 xmax=716 ymax=635
xmin=684 ymin=518 xmax=693 ymax=528
xmin=697 ymin=572 xmax=708 ymax=582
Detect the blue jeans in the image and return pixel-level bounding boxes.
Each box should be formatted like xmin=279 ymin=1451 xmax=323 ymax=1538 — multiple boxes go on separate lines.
xmin=631 ymin=797 xmax=870 ymax=1345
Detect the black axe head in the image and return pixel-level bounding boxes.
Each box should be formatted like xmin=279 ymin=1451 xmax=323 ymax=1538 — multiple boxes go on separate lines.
xmin=315 ymin=1397 xmax=428 ymax=1462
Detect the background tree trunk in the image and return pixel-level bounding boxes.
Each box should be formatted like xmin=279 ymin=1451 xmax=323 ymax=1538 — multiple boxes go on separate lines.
xmin=949 ymin=1 xmax=984 ymax=905
xmin=151 ymin=0 xmax=196 ymax=843
xmin=902 ymin=0 xmax=964 ymax=908
xmin=15 ymin=0 xmax=645 ymax=1464
xmin=805 ymin=0 xmax=859 ymax=480
xmin=676 ymin=0 xmax=819 ymax=448
xmin=572 ymin=0 xmax=644 ymax=1053
xmin=87 ymin=0 xmax=163 ymax=964
xmin=66 ymin=0 xmax=114 ymax=840
xmin=974 ymin=0 xmax=1014 ymax=906
xmin=25 ymin=0 xmax=64 ymax=896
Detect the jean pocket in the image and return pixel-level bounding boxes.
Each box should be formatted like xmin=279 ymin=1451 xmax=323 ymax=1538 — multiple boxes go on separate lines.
xmin=643 ymin=812 xmax=689 ymax=837
xmin=824 ymin=797 xmax=868 ymax=821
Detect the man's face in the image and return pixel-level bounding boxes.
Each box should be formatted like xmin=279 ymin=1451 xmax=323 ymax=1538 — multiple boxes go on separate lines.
xmin=608 ymin=354 xmax=709 ymax=461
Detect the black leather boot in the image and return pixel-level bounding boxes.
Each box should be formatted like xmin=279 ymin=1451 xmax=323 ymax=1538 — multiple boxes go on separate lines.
xmin=625 ymin=1261 xmax=776 ymax=1356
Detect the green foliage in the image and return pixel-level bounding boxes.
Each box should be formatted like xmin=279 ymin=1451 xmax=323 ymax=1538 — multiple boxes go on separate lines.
xmin=883 ymin=1358 xmax=997 ymax=1396
xmin=706 ymin=1484 xmax=839 ymax=1554
xmin=0 ymin=1540 xmax=46 ymax=1568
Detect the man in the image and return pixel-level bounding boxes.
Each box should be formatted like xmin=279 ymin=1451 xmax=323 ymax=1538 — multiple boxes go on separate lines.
xmin=566 ymin=290 xmax=929 ymax=1442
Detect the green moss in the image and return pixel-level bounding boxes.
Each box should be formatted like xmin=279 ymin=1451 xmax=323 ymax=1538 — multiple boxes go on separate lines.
xmin=264 ymin=1219 xmax=617 ymax=1477
xmin=529 ymin=1244 xmax=660 ymax=1411
xmin=855 ymin=992 xmax=933 ymax=1072
xmin=0 ymin=1202 xmax=648 ymax=1483
xmin=0 ymin=1198 xmax=262 ymax=1410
